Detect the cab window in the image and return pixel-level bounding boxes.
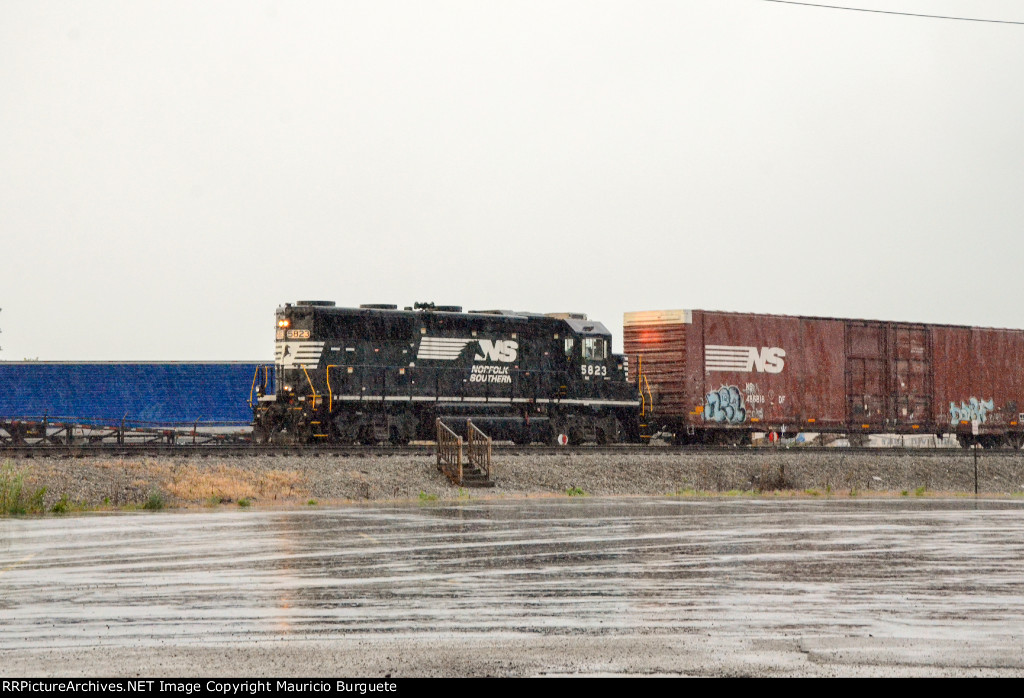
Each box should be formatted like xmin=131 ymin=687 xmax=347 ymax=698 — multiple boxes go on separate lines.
xmin=582 ymin=337 xmax=606 ymax=361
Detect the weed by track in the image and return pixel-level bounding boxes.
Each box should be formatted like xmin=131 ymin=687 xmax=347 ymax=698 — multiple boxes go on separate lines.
xmin=0 ymin=462 xmax=47 ymax=516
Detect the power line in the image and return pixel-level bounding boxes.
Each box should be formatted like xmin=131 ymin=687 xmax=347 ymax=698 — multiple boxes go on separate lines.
xmin=761 ymin=0 xmax=1024 ymax=25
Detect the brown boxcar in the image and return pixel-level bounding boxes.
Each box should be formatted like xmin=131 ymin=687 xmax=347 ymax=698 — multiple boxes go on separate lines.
xmin=624 ymin=309 xmax=1024 ymax=447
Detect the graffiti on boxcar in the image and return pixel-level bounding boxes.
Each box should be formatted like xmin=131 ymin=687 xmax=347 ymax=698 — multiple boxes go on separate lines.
xmin=705 ymin=385 xmax=747 ymax=424
xmin=742 ymin=383 xmax=765 ymax=420
xmin=949 ymin=397 xmax=995 ymax=424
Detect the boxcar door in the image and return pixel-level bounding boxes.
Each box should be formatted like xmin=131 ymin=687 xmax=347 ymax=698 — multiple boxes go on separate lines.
xmin=846 ymin=322 xmax=887 ymax=429
xmin=890 ymin=324 xmax=932 ymax=429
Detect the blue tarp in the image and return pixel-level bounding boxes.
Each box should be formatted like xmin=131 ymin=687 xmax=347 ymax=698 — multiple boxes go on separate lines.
xmin=0 ymin=362 xmax=269 ymax=426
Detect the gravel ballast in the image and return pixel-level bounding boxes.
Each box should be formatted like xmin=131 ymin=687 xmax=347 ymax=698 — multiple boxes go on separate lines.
xmin=5 ymin=448 xmax=1024 ymax=508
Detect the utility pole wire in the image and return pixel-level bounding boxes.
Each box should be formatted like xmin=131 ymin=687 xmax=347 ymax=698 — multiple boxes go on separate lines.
xmin=761 ymin=0 xmax=1024 ymax=25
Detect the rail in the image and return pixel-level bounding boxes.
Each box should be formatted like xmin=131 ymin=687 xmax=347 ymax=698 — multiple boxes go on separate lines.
xmin=436 ymin=418 xmax=463 ymax=485
xmin=0 ymin=439 xmax=1014 ymax=459
xmin=466 ymin=419 xmax=493 ymax=480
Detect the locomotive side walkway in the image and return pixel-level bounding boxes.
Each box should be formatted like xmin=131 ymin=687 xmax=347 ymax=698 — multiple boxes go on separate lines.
xmin=3 ymin=449 xmax=1024 ymax=510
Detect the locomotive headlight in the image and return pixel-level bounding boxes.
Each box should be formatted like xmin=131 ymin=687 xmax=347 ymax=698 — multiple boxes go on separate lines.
xmin=277 ymin=318 xmax=291 ymax=329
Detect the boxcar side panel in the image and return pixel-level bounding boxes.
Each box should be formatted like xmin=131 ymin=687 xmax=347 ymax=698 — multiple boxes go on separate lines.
xmin=627 ymin=309 xmax=847 ymax=432
xmin=697 ymin=311 xmax=846 ymax=430
xmin=798 ymin=317 xmax=847 ymax=429
xmin=932 ymin=327 xmax=1024 ymax=434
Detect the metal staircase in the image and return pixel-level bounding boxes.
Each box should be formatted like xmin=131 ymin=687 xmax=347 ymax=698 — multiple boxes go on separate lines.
xmin=435 ymin=418 xmax=496 ymax=487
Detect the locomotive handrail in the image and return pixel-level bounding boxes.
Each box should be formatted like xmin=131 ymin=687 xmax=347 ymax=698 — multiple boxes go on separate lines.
xmin=326 ymin=365 xmax=338 ymax=412
xmin=301 ymin=367 xmax=322 ymax=410
xmin=249 ymin=367 xmax=261 ymax=408
xmin=249 ymin=365 xmax=275 ymax=407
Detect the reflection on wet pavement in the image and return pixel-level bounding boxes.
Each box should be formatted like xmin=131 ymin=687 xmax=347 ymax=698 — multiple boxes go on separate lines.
xmin=1 ymin=498 xmax=1023 ymax=668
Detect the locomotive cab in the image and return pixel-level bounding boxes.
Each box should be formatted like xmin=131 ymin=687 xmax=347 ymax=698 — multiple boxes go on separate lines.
xmin=557 ymin=316 xmax=628 ymax=386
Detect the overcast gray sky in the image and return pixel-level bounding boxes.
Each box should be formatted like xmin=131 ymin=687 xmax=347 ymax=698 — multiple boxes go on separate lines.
xmin=2 ymin=1 xmax=1022 ymax=360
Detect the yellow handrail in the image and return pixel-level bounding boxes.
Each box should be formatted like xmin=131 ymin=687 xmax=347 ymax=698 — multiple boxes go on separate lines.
xmin=249 ymin=367 xmax=260 ymax=407
xmin=302 ymin=366 xmax=321 ymax=410
xmin=636 ymin=355 xmax=654 ymax=417
xmin=325 ymin=365 xmax=337 ymax=413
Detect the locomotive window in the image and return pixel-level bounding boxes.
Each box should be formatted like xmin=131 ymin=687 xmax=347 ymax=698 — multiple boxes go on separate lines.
xmin=564 ymin=338 xmax=575 ymax=358
xmin=582 ymin=337 xmax=607 ymax=361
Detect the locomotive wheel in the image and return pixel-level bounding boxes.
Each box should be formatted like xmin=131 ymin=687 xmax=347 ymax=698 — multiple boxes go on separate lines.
xmin=596 ymin=419 xmax=622 ymax=445
xmin=254 ymin=426 xmax=271 ymax=445
xmin=547 ymin=418 xmax=567 ymax=446
xmin=358 ymin=425 xmax=378 ymax=445
xmin=510 ymin=426 xmax=532 ymax=445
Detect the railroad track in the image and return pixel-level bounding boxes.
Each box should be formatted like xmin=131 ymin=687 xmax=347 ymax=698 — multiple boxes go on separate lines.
xmin=1 ymin=442 xmax=1021 ymax=458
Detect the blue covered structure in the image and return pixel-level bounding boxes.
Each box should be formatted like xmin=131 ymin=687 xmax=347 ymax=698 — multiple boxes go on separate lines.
xmin=0 ymin=362 xmax=271 ymax=427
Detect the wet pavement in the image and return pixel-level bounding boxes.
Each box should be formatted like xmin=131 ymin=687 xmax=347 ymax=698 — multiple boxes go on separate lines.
xmin=2 ymin=497 xmax=1024 ymax=676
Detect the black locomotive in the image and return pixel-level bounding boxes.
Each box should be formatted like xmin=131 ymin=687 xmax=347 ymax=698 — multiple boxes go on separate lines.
xmin=253 ymin=301 xmax=639 ymax=444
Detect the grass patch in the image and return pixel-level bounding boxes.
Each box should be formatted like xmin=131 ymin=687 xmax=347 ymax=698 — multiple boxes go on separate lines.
xmin=669 ymin=488 xmax=698 ymax=497
xmin=804 ymin=489 xmax=821 ymax=497
xmin=915 ymin=485 xmax=927 ymax=497
xmin=162 ymin=465 xmax=304 ymax=505
xmin=418 ymin=491 xmax=438 ymax=502
xmin=142 ymin=490 xmax=165 ymax=511
xmin=307 ymin=499 xmax=318 ymax=506
xmin=849 ymin=487 xmax=858 ymax=497
xmin=565 ymin=486 xmax=587 ymax=497
xmin=237 ymin=498 xmax=251 ymax=508
xmin=0 ymin=462 xmax=47 ymax=515
xmin=901 ymin=490 xmax=909 ymax=497
xmin=50 ymin=494 xmax=71 ymax=514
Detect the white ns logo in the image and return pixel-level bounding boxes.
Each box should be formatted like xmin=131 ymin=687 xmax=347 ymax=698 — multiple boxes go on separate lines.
xmin=750 ymin=347 xmax=786 ymax=373
xmin=475 ymin=340 xmax=518 ymax=362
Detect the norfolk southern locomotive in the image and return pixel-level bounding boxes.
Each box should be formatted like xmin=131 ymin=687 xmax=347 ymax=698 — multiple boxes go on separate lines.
xmin=253 ymin=301 xmax=639 ymax=444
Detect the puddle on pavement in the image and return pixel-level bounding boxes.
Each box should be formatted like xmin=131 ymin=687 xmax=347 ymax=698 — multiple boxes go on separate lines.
xmin=2 ymin=498 xmax=1024 ymax=651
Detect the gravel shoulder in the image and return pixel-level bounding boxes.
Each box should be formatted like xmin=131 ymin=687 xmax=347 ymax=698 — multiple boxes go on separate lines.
xmin=6 ymin=448 xmax=1024 ymax=509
